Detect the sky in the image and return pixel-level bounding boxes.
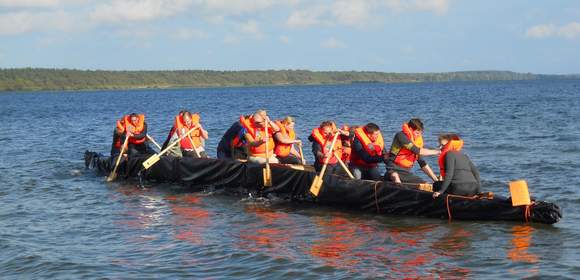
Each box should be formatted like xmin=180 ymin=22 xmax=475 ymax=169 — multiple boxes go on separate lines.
xmin=0 ymin=0 xmax=579 ymax=74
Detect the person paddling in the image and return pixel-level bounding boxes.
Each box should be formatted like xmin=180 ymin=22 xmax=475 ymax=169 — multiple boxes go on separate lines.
xmin=241 ymin=110 xmax=281 ymax=164
xmin=433 ymin=134 xmax=482 ymax=198
xmin=111 ymin=113 xmax=152 ymax=157
xmin=309 ymin=121 xmax=346 ymax=174
xmin=384 ymin=118 xmax=440 ymax=184
xmin=274 ymin=116 xmax=303 ymax=164
xmin=175 ymin=111 xmax=209 ymax=158
xmin=349 ymin=123 xmax=386 ymax=180
xmin=217 ymin=115 xmax=248 ymax=160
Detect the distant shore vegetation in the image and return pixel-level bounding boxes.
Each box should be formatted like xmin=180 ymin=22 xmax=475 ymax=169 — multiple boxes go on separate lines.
xmin=1 ymin=68 xmax=578 ymax=92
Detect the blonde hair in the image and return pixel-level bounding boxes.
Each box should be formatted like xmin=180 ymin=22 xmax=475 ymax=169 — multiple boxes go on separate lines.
xmin=255 ymin=109 xmax=267 ymax=117
xmin=282 ymin=116 xmax=294 ymax=125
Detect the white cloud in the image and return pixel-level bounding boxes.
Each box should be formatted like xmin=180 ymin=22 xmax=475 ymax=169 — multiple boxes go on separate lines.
xmin=525 ymin=24 xmax=555 ymax=38
xmin=223 ymin=34 xmax=240 ymax=44
xmin=286 ymin=5 xmax=328 ymax=28
xmin=90 ymin=0 xmax=193 ymax=23
xmin=279 ymin=35 xmax=290 ymax=44
xmin=558 ymin=22 xmax=580 ymax=39
xmin=321 ymin=37 xmax=346 ymax=49
xmin=172 ymin=27 xmax=206 ymax=40
xmin=239 ymin=19 xmax=262 ymax=37
xmin=331 ymin=0 xmax=375 ymax=27
xmin=526 ymin=22 xmax=580 ymax=40
xmin=385 ymin=0 xmax=449 ymax=15
xmin=0 ymin=10 xmax=75 ymax=35
xmin=0 ymin=0 xmax=61 ymax=8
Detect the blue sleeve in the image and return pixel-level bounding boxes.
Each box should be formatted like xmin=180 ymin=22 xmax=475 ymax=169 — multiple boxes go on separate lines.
xmin=353 ymin=138 xmax=382 ymax=163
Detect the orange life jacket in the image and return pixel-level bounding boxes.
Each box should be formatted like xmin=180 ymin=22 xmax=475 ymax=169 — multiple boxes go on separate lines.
xmin=310 ymin=127 xmax=342 ymax=164
xmin=175 ymin=114 xmax=203 ymax=150
xmin=114 ymin=118 xmax=126 ymax=149
xmin=350 ymin=127 xmax=384 ymax=168
xmin=438 ymin=139 xmax=464 ymax=178
xmin=240 ymin=115 xmax=275 ymax=158
xmin=393 ymin=123 xmax=423 ymax=169
xmin=123 ymin=114 xmax=146 ymax=145
xmin=274 ymin=120 xmax=296 ymax=158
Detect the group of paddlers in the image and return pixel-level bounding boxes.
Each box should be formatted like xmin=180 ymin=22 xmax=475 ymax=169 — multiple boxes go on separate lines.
xmin=111 ymin=110 xmax=482 ymax=197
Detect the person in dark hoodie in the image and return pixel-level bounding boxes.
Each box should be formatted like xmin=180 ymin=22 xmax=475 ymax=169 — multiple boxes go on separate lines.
xmin=349 ymin=123 xmax=387 ymax=180
xmin=111 ymin=113 xmax=152 ymax=157
xmin=433 ymin=133 xmax=482 ymax=198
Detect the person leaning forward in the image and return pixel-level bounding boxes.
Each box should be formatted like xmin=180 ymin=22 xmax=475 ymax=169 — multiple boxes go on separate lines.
xmin=241 ymin=110 xmax=281 ymax=164
xmin=384 ymin=118 xmax=440 ymax=184
xmin=274 ymin=116 xmax=303 ymax=164
xmin=111 ymin=113 xmax=152 ymax=157
xmin=432 ymin=133 xmax=482 ymax=198
xmin=349 ymin=123 xmax=387 ymax=181
xmin=175 ymin=111 xmax=209 ymax=158
xmin=309 ymin=121 xmax=345 ymax=174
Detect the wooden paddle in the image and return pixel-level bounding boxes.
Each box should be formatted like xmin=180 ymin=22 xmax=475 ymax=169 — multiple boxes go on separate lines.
xmin=146 ymin=134 xmax=162 ymax=150
xmin=186 ymin=126 xmax=201 ymax=158
xmin=142 ymin=126 xmax=198 ymax=169
xmin=297 ymin=141 xmax=306 ymax=165
xmin=334 ymin=152 xmax=355 ymax=179
xmin=107 ymin=134 xmax=129 ymax=182
xmin=309 ymin=132 xmax=340 ymax=197
xmin=263 ymin=121 xmax=273 ymax=187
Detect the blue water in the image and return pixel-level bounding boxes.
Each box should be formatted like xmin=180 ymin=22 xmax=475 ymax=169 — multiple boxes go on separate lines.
xmin=1 ymin=80 xmax=579 ymax=279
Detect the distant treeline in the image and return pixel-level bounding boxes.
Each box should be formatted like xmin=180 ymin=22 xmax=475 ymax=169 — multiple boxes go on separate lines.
xmin=0 ymin=68 xmax=578 ymax=92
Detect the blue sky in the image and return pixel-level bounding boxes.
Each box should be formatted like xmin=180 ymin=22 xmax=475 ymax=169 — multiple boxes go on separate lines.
xmin=0 ymin=0 xmax=579 ymax=74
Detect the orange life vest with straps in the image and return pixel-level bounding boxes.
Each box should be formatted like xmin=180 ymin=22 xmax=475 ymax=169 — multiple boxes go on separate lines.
xmin=175 ymin=114 xmax=203 ymax=150
xmin=350 ymin=127 xmax=384 ymax=168
xmin=439 ymin=139 xmax=464 ymax=178
xmin=114 ymin=118 xmax=126 ymax=149
xmin=240 ymin=115 xmax=275 ymax=158
xmin=274 ymin=120 xmax=296 ymax=158
xmin=393 ymin=123 xmax=423 ymax=169
xmin=310 ymin=126 xmax=342 ymax=164
xmin=123 ymin=114 xmax=146 ymax=145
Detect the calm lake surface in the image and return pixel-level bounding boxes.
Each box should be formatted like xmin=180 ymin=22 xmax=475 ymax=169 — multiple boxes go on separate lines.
xmin=1 ymin=80 xmax=579 ymax=279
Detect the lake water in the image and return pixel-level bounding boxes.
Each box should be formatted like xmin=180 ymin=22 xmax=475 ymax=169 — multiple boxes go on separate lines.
xmin=1 ymin=80 xmax=579 ymax=279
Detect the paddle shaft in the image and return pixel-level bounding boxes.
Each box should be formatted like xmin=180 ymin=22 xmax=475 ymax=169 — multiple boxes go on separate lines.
xmin=146 ymin=135 xmax=162 ymax=150
xmin=186 ymin=131 xmax=201 ymax=158
xmin=317 ymin=132 xmax=340 ymax=178
xmin=334 ymin=152 xmax=354 ymax=179
xmin=298 ymin=142 xmax=306 ymax=165
xmin=107 ymin=134 xmax=129 ymax=181
xmin=158 ymin=126 xmax=199 ymax=157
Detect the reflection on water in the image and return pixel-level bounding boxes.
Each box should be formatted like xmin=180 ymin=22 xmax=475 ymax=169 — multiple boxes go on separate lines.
xmin=166 ymin=194 xmax=211 ymax=245
xmin=238 ymin=204 xmax=298 ymax=260
xmin=507 ymin=225 xmax=539 ymax=278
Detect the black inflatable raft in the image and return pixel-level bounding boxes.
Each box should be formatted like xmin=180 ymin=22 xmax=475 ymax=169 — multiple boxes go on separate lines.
xmin=84 ymin=151 xmax=562 ymax=224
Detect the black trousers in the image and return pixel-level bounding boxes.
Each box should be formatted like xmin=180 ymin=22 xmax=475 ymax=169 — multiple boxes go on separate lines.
xmin=182 ymin=150 xmax=208 ymax=158
xmin=127 ymin=143 xmax=152 ymax=157
xmin=277 ymin=155 xmax=301 ymax=164
xmin=385 ymin=168 xmax=425 ymax=183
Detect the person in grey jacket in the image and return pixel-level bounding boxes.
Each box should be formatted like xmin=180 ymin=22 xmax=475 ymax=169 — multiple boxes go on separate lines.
xmin=433 ymin=134 xmax=481 ymax=198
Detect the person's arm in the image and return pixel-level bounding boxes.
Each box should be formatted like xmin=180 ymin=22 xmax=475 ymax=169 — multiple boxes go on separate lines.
xmin=244 ymin=132 xmax=265 ymax=147
xmin=274 ymin=133 xmax=300 ymax=144
xmin=199 ymin=124 xmax=209 ymax=140
xmin=434 ymin=153 xmax=455 ymax=197
xmin=311 ymin=141 xmax=324 ymax=161
xmin=353 ymin=138 xmax=382 ymax=163
xmin=395 ymin=132 xmax=439 ymax=156
xmin=421 ymin=164 xmax=439 ymax=182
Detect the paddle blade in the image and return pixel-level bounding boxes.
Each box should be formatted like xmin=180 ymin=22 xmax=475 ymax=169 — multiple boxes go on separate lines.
xmin=309 ymin=175 xmax=323 ymax=197
xmin=142 ymin=154 xmax=160 ymax=169
xmin=509 ymin=180 xmax=531 ymax=206
xmin=106 ymin=172 xmax=117 ymax=182
xmin=263 ymin=168 xmax=272 ymax=187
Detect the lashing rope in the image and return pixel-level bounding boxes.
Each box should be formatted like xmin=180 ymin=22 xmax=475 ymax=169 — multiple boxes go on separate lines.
xmin=524 ymin=203 xmax=533 ymax=223
xmin=445 ymin=194 xmax=478 ymax=222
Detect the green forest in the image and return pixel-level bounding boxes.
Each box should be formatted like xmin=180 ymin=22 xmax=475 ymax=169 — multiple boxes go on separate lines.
xmin=0 ymin=68 xmax=578 ymax=92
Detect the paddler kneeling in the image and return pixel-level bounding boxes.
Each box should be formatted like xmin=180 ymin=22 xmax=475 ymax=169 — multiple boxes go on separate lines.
xmin=433 ymin=134 xmax=482 ymax=198
xmin=274 ymin=116 xmax=304 ymax=164
xmin=309 ymin=121 xmax=346 ymax=174
xmin=384 ymin=118 xmax=440 ymax=184
xmin=349 ymin=123 xmax=386 ymax=180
